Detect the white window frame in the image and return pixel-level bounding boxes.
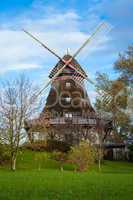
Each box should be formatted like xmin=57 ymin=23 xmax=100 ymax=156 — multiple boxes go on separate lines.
xmin=66 ymin=82 xmax=71 ymax=88
xmin=65 ymin=97 xmax=71 ymax=102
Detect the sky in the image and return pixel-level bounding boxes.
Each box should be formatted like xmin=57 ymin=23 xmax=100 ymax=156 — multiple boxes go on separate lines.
xmin=0 ymin=0 xmax=132 ymax=103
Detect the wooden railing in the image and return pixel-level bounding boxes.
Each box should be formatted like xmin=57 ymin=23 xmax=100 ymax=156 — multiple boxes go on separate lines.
xmin=50 ymin=117 xmax=97 ymax=125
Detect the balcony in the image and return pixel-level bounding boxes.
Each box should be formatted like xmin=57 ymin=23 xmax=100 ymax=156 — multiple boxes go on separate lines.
xmin=50 ymin=117 xmax=97 ymax=125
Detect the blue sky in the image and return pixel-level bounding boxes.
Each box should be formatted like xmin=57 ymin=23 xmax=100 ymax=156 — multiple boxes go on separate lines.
xmin=0 ymin=0 xmax=132 ymax=102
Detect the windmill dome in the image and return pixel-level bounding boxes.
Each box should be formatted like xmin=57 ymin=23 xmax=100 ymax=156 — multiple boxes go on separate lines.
xmin=49 ymin=54 xmax=88 ymax=79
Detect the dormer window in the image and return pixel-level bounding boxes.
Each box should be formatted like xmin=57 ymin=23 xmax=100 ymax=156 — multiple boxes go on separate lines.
xmin=65 ymin=97 xmax=71 ymax=103
xmin=66 ymin=82 xmax=71 ymax=88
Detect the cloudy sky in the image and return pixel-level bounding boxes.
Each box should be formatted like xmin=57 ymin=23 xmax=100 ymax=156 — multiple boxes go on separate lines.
xmin=0 ymin=0 xmax=132 ymax=103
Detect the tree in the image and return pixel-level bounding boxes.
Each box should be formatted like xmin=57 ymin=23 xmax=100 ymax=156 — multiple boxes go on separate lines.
xmin=114 ymin=45 xmax=133 ymax=85
xmin=96 ymin=114 xmax=108 ymax=172
xmin=0 ymin=75 xmax=39 ymax=170
xmin=114 ymin=45 xmax=133 ymax=133
xmin=95 ymin=72 xmax=130 ymax=137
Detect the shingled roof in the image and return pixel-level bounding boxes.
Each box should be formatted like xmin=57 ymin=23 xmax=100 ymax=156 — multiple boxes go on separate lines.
xmin=49 ymin=54 xmax=87 ymax=78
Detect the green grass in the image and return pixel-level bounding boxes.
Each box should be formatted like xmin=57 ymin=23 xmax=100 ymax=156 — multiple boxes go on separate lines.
xmin=0 ymin=150 xmax=133 ymax=200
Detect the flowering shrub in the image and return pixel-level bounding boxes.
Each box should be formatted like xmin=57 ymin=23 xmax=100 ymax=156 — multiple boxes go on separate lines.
xmin=68 ymin=141 xmax=96 ymax=172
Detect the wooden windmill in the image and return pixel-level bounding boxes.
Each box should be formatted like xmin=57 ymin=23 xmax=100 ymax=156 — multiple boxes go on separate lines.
xmin=24 ymin=22 xmax=113 ymax=145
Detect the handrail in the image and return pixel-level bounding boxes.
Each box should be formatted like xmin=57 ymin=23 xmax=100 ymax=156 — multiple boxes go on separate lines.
xmin=50 ymin=117 xmax=97 ymax=125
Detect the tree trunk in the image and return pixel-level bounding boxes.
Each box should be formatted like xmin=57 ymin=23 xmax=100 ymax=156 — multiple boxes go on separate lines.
xmin=11 ymin=154 xmax=17 ymax=171
xmin=98 ymin=154 xmax=101 ymax=172
xmin=60 ymin=165 xmax=64 ymax=172
xmin=98 ymin=143 xmax=103 ymax=172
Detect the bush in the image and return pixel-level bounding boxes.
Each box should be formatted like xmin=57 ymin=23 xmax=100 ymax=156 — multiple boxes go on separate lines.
xmin=23 ymin=140 xmax=47 ymax=151
xmin=68 ymin=141 xmax=96 ymax=172
xmin=128 ymin=144 xmax=133 ymax=152
xmin=23 ymin=140 xmax=70 ymax=152
xmin=47 ymin=140 xmax=70 ymax=152
xmin=34 ymin=152 xmax=48 ymax=170
xmin=51 ymin=151 xmax=67 ymax=171
xmin=128 ymin=144 xmax=133 ymax=162
xmin=0 ymin=144 xmax=10 ymax=164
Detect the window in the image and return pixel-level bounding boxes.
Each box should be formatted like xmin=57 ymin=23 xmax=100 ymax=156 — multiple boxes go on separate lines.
xmin=66 ymin=82 xmax=71 ymax=88
xmin=69 ymin=113 xmax=72 ymax=118
xmin=65 ymin=97 xmax=71 ymax=102
xmin=65 ymin=113 xmax=69 ymax=118
xmin=65 ymin=113 xmax=72 ymax=118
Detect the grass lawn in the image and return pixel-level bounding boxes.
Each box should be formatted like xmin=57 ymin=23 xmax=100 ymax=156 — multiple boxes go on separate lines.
xmin=0 ymin=150 xmax=133 ymax=200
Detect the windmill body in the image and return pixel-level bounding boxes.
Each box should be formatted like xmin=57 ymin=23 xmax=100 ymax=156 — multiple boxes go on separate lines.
xmin=25 ymin=54 xmax=108 ymax=145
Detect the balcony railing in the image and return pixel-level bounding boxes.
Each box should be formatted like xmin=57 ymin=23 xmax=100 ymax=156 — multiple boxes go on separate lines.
xmin=50 ymin=117 xmax=97 ymax=125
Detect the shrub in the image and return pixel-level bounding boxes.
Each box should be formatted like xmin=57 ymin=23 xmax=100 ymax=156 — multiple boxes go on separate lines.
xmin=34 ymin=152 xmax=48 ymax=170
xmin=68 ymin=141 xmax=95 ymax=172
xmin=51 ymin=151 xmax=68 ymax=171
xmin=23 ymin=140 xmax=47 ymax=151
xmin=47 ymin=140 xmax=70 ymax=152
xmin=128 ymin=144 xmax=133 ymax=162
xmin=23 ymin=140 xmax=70 ymax=152
xmin=128 ymin=144 xmax=133 ymax=152
xmin=0 ymin=144 xmax=10 ymax=164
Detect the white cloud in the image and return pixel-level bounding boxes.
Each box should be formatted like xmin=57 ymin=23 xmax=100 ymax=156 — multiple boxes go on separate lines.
xmin=0 ymin=63 xmax=40 ymax=75
xmin=88 ymin=0 xmax=133 ymax=44
xmin=0 ymin=4 xmax=110 ymax=75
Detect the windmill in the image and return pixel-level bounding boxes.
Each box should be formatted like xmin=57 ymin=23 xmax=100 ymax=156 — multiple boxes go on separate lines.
xmin=23 ymin=22 xmax=113 ymax=145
